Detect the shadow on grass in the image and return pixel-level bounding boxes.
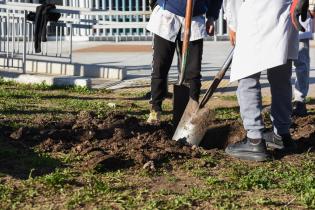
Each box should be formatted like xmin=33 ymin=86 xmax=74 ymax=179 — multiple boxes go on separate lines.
xmin=1 ymin=109 xmax=75 ymax=116
xmin=0 ymin=135 xmax=62 ymax=180
xmin=273 ymin=112 xmax=315 ymax=159
xmin=272 ymin=140 xmax=315 ymax=160
xmin=199 ymin=110 xmax=315 ymax=159
xmin=40 ymin=93 xmax=152 ymax=101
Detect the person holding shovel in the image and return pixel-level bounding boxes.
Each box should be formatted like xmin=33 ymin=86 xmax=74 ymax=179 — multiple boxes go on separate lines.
xmin=146 ymin=0 xmax=223 ymax=123
xmin=224 ymin=0 xmax=309 ymax=161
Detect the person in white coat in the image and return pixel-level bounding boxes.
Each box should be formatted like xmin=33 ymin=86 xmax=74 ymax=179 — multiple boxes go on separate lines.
xmin=223 ymin=0 xmax=309 ymax=161
xmin=292 ymin=2 xmax=315 ymax=116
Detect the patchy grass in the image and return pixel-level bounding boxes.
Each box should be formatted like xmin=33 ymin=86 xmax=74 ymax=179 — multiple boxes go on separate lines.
xmin=215 ymin=107 xmax=240 ymax=120
xmin=0 ymin=80 xmax=314 ymax=209
xmin=217 ymin=95 xmax=238 ymax=101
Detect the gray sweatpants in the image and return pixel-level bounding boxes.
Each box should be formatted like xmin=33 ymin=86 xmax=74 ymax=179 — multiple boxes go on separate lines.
xmin=237 ymin=61 xmax=292 ymax=139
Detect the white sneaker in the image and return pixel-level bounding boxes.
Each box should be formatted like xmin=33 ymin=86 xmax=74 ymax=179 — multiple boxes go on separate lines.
xmin=146 ymin=110 xmax=161 ymax=124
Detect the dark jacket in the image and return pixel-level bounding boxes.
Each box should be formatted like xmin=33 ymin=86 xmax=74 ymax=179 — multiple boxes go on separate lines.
xmin=157 ymin=0 xmax=223 ymax=20
xmin=27 ymin=4 xmax=60 ymax=53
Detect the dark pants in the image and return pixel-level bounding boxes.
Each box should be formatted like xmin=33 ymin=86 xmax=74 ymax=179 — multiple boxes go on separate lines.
xmin=151 ymin=34 xmax=203 ymax=111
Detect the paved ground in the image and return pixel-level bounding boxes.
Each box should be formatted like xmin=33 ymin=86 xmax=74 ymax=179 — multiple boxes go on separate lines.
xmin=72 ymin=41 xmax=315 ymax=98
xmin=3 ymin=40 xmax=315 ymax=97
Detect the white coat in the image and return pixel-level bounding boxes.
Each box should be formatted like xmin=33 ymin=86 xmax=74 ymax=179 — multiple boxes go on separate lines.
xmin=222 ymin=0 xmax=243 ymax=31
xmin=230 ymin=0 xmax=299 ymax=82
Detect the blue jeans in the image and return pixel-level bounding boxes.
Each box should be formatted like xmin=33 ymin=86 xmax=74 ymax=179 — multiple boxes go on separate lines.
xmin=293 ymin=39 xmax=310 ymax=103
xmin=237 ymin=61 xmax=292 ymax=139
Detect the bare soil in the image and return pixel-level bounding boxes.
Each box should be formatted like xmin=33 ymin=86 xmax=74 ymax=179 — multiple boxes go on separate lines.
xmin=2 ymin=110 xmax=315 ymax=173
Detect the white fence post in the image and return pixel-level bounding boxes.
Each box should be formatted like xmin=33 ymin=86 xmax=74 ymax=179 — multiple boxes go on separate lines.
xmin=22 ymin=9 xmax=26 ymax=73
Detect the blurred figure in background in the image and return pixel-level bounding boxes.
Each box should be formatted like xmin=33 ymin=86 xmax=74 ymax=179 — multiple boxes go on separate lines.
xmin=292 ymin=0 xmax=315 ymax=116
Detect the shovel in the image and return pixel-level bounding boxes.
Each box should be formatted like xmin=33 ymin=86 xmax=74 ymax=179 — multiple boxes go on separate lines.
xmin=172 ymin=47 xmax=234 ymax=145
xmin=173 ymin=0 xmax=194 ymax=128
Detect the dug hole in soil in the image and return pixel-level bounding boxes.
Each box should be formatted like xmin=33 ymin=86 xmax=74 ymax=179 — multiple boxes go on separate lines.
xmin=4 ymin=111 xmax=315 ymax=171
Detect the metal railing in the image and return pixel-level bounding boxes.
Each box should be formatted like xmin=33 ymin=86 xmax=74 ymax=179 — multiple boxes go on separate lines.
xmin=0 ymin=2 xmax=97 ymax=73
xmin=3 ymin=1 xmax=152 ymax=39
xmin=0 ymin=2 xmax=152 ymax=73
xmin=0 ymin=11 xmax=76 ymax=72
xmin=0 ymin=1 xmax=228 ymax=74
xmin=0 ymin=11 xmax=27 ymax=72
xmin=3 ymin=1 xmax=227 ymax=39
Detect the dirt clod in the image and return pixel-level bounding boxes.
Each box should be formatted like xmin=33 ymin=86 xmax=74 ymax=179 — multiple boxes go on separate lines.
xmin=10 ymin=127 xmax=25 ymax=140
xmin=143 ymin=161 xmax=156 ymax=171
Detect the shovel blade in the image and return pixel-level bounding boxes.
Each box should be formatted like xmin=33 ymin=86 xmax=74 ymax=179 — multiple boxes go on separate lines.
xmin=172 ymin=98 xmax=214 ymax=146
xmin=173 ymin=84 xmax=190 ymax=128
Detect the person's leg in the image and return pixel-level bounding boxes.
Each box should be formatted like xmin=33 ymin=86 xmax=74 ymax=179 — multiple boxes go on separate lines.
xmin=293 ymin=39 xmax=310 ymax=116
xmin=268 ymin=61 xmax=292 ymax=136
xmin=237 ymin=73 xmax=264 ymax=139
xmin=265 ymin=61 xmax=296 ymax=150
xmin=294 ymin=40 xmax=310 ymax=102
xmin=151 ymin=35 xmax=176 ymax=112
xmin=184 ymin=39 xmax=203 ymax=101
xmin=225 ymin=73 xmax=269 ymax=161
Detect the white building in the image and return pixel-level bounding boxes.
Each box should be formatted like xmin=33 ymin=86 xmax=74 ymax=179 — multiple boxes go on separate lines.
xmin=4 ymin=0 xmax=227 ymax=40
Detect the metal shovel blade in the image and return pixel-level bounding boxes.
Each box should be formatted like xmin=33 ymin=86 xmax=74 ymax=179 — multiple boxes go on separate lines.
xmin=172 ymin=47 xmax=234 ymax=146
xmin=173 ymin=83 xmax=190 ymax=127
xmin=172 ymin=98 xmax=215 ymax=145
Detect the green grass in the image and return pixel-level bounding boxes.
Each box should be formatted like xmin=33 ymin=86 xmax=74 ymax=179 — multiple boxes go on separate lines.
xmin=38 ymin=169 xmax=75 ymax=188
xmin=215 ymin=107 xmax=240 ymax=120
xmin=218 ymin=95 xmax=238 ymax=101
xmin=0 ymin=80 xmax=314 ymax=209
xmin=0 ymin=79 xmax=145 ymax=122
xmin=0 ymin=154 xmax=314 ymax=209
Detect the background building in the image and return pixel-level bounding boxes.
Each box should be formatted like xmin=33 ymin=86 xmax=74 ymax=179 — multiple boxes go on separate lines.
xmin=3 ymin=0 xmax=227 ymax=40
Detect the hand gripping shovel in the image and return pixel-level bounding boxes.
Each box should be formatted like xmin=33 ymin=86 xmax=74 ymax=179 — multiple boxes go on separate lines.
xmin=172 ymin=47 xmax=234 ymax=146
xmin=173 ymin=0 xmax=194 ymax=128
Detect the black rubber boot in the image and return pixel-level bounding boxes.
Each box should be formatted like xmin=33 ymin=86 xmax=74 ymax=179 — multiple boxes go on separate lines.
xmin=292 ymin=101 xmax=307 ymax=117
xmin=225 ymin=138 xmax=270 ymax=161
xmin=264 ymin=132 xmax=297 ymax=151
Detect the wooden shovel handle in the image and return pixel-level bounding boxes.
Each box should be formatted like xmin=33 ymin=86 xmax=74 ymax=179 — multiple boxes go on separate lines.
xmin=179 ymin=0 xmax=194 ymax=85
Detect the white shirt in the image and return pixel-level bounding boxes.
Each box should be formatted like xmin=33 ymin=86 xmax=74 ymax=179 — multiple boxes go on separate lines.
xmin=146 ymin=5 xmax=207 ymax=42
xmin=222 ymin=0 xmax=243 ymax=31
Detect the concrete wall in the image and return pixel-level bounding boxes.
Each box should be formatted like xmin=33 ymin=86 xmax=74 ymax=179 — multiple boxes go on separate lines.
xmin=0 ymin=58 xmax=126 ymax=80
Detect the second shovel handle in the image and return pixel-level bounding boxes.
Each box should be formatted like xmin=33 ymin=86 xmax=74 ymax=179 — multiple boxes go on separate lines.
xmin=199 ymin=47 xmax=234 ymax=108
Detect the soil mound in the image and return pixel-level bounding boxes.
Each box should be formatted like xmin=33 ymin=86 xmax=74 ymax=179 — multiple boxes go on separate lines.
xmin=3 ymin=111 xmax=315 ymax=171
xmin=6 ymin=112 xmax=203 ymax=171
